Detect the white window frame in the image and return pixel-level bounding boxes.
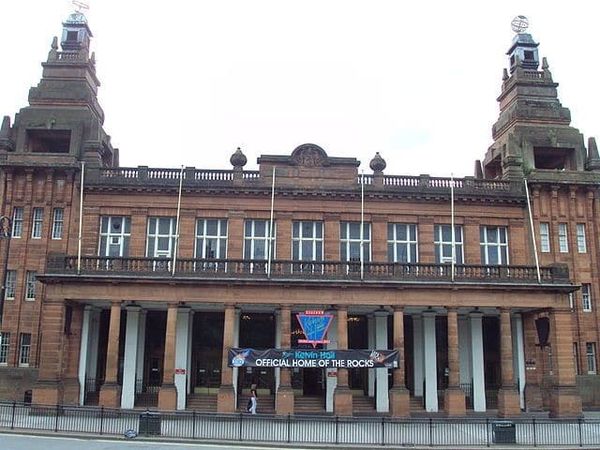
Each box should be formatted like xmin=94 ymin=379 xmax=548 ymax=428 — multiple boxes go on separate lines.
xmin=576 ymin=223 xmax=587 ymax=253
xmin=0 ymin=332 xmax=9 ymax=365
xmin=586 ymin=342 xmax=597 ymax=375
xmin=292 ymin=221 xmax=323 ymax=261
xmin=480 ymin=226 xmax=509 ymax=265
xmin=51 ymin=208 xmax=64 ymax=240
xmin=388 ymin=223 xmax=419 ymax=263
xmin=25 ymin=271 xmax=36 ymax=301
xmin=19 ymin=333 xmax=31 ymax=367
xmin=582 ymin=284 xmax=593 ymax=312
xmin=340 ymin=222 xmax=371 ymax=263
xmin=195 ymin=219 xmax=228 ymax=264
xmin=31 ymin=207 xmax=44 ymax=239
xmin=434 ymin=224 xmax=463 ymax=264
xmin=146 ymin=217 xmax=177 ymax=258
xmin=4 ymin=270 xmax=16 ymax=300
xmin=12 ymin=207 xmax=23 ymax=238
xmin=99 ymin=216 xmax=131 ymax=257
xmin=558 ymin=223 xmax=569 ymax=253
xmin=539 ymin=222 xmax=550 ymax=253
xmin=243 ymin=220 xmax=276 ymax=261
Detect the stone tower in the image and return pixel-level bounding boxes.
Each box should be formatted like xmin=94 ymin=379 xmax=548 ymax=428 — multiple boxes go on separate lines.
xmin=0 ymin=10 xmax=117 ymax=167
xmin=481 ymin=26 xmax=594 ymax=180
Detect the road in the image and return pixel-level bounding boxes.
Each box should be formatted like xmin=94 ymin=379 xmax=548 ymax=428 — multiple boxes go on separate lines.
xmin=0 ymin=433 xmax=312 ymax=450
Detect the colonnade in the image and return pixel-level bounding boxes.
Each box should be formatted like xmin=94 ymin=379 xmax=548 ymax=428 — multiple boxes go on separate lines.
xmin=73 ymin=303 xmax=579 ymax=417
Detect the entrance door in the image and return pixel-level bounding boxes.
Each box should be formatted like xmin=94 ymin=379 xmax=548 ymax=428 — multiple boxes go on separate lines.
xmin=191 ymin=312 xmax=224 ymax=394
xmin=303 ymin=368 xmax=324 ymax=395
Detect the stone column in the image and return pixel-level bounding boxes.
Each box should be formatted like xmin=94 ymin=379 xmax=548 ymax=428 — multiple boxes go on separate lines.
xmin=217 ymin=304 xmax=236 ymax=412
xmin=367 ymin=314 xmax=375 ymax=398
xmin=511 ymin=313 xmax=526 ymax=410
xmin=334 ymin=306 xmax=353 ymax=416
xmin=121 ymin=306 xmax=141 ymax=409
xmin=274 ymin=310 xmax=281 ymax=394
xmin=498 ymin=307 xmax=521 ymax=417
xmin=232 ymin=308 xmax=240 ymax=409
xmin=276 ymin=305 xmax=294 ymax=414
xmin=175 ymin=307 xmax=192 ymax=410
xmin=78 ymin=306 xmax=96 ymax=406
xmin=325 ymin=313 xmax=338 ymax=413
xmin=423 ymin=311 xmax=438 ymax=412
xmin=389 ymin=306 xmax=410 ymax=417
xmin=413 ymin=315 xmax=424 ymax=398
xmin=135 ymin=311 xmax=147 ymax=393
xmin=458 ymin=316 xmax=471 ymax=388
xmin=32 ymin=300 xmax=68 ymax=405
xmin=99 ymin=301 xmax=122 ymax=407
xmin=374 ymin=310 xmax=389 ymax=412
xmin=549 ymin=307 xmax=582 ymax=417
xmin=158 ymin=303 xmax=178 ymax=410
xmin=470 ymin=312 xmax=486 ymax=412
xmin=444 ymin=307 xmax=466 ymax=416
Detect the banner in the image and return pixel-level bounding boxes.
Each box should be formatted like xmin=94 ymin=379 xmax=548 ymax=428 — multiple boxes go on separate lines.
xmin=228 ymin=348 xmax=398 ymax=369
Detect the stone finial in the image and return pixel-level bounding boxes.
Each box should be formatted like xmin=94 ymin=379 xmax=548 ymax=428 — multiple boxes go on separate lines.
xmin=0 ymin=116 xmax=10 ymax=137
xmin=474 ymin=160 xmax=484 ymax=179
xmin=369 ymin=152 xmax=386 ymax=173
xmin=589 ymin=137 xmax=599 ymax=159
xmin=542 ymin=57 xmax=549 ymax=70
xmin=502 ymin=68 xmax=509 ymax=81
xmin=51 ymin=36 xmax=58 ymax=50
xmin=91 ymin=51 xmax=96 ymax=64
xmin=230 ymin=147 xmax=247 ymax=169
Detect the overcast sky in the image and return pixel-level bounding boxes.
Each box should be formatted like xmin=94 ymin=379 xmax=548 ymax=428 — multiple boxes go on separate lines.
xmin=1 ymin=0 xmax=598 ymax=177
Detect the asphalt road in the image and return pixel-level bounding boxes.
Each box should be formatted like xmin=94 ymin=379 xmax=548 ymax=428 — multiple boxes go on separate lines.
xmin=0 ymin=433 xmax=306 ymax=450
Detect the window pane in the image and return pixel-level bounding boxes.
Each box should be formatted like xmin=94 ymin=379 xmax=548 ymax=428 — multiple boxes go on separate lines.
xmin=292 ymin=242 xmax=299 ymax=260
xmin=244 ymin=221 xmax=251 ymax=237
xmin=158 ymin=218 xmax=170 ymax=234
xmin=206 ymin=220 xmax=217 ymax=236
xmin=101 ymin=217 xmax=109 ymax=233
xmin=409 ymin=225 xmax=417 ymax=241
xmin=388 ymin=224 xmax=394 ymax=240
xmin=315 ymin=222 xmax=322 ymax=239
xmin=302 ymin=240 xmax=312 ymax=259
xmin=292 ymin=222 xmax=299 ymax=238
xmin=220 ymin=220 xmax=227 ymax=236
xmin=396 ymin=225 xmax=407 ymax=241
xmin=315 ymin=241 xmax=322 ymax=259
xmin=301 ymin=222 xmax=313 ymax=238
xmin=255 ymin=221 xmax=265 ymax=236
xmin=349 ymin=223 xmax=360 ymax=239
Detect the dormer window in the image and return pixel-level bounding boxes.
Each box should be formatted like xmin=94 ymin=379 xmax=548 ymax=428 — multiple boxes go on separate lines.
xmin=66 ymin=30 xmax=78 ymax=42
xmin=524 ymin=50 xmax=534 ymax=60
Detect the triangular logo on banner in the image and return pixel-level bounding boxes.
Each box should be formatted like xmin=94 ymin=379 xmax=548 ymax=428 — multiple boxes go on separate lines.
xmin=296 ymin=312 xmax=333 ymax=348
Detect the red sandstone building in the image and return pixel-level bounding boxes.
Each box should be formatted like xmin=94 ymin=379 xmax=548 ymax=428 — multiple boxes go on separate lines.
xmin=0 ymin=11 xmax=598 ymax=418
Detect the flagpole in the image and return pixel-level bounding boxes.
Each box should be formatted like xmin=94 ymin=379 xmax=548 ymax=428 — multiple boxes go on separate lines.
xmin=172 ymin=165 xmax=184 ymax=276
xmin=267 ymin=166 xmax=276 ymax=278
xmin=77 ymin=161 xmax=85 ymax=274
xmin=524 ymin=178 xmax=541 ymax=283
xmin=360 ymin=170 xmax=365 ymax=280
xmin=450 ymin=173 xmax=455 ymax=282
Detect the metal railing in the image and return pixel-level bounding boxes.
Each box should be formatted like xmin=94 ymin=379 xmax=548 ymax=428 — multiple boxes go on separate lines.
xmin=45 ymin=256 xmax=570 ymax=285
xmin=0 ymin=401 xmax=599 ymax=447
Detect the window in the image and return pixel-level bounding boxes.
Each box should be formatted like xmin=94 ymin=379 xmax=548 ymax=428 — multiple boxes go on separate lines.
xmin=146 ymin=217 xmax=177 ymax=258
xmin=25 ymin=271 xmax=36 ymax=300
xmin=4 ymin=270 xmax=16 ymax=300
xmin=539 ymin=222 xmax=550 ymax=253
xmin=434 ymin=225 xmax=463 ymax=264
xmin=576 ymin=224 xmax=587 ymax=253
xmin=582 ymin=284 xmax=592 ymax=312
xmin=99 ymin=216 xmax=131 ymax=257
xmin=0 ymin=332 xmax=9 ymax=364
xmin=31 ymin=207 xmax=44 ymax=239
xmin=12 ymin=207 xmax=23 ymax=238
xmin=340 ymin=222 xmax=371 ymax=262
xmin=51 ymin=208 xmax=64 ymax=239
xmin=388 ymin=224 xmax=418 ymax=263
xmin=243 ymin=220 xmax=276 ymax=260
xmin=292 ymin=221 xmax=323 ymax=261
xmin=558 ymin=223 xmax=569 ymax=253
xmin=19 ymin=333 xmax=31 ymax=367
xmin=480 ymin=226 xmax=509 ymax=265
xmin=586 ymin=342 xmax=597 ymax=375
xmin=195 ymin=219 xmax=228 ymax=259
xmin=574 ymin=343 xmax=580 ymax=375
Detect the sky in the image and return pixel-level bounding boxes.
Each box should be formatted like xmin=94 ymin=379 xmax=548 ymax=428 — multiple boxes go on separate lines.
xmin=0 ymin=0 xmax=598 ymax=177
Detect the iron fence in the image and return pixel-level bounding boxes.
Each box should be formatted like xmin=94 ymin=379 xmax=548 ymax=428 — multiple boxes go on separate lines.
xmin=0 ymin=401 xmax=599 ymax=447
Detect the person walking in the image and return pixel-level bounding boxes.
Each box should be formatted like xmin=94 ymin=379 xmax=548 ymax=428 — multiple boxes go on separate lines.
xmin=249 ymin=389 xmax=257 ymax=414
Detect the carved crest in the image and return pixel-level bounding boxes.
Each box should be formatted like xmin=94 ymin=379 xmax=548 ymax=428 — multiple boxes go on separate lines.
xmin=291 ymin=144 xmax=328 ymax=167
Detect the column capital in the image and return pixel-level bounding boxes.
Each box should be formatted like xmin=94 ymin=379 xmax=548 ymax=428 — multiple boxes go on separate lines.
xmin=392 ymin=305 xmax=404 ymax=312
xmin=166 ymin=302 xmax=179 ymax=309
xmin=224 ymin=303 xmax=236 ymax=310
xmin=373 ymin=308 xmax=389 ymax=317
xmin=422 ymin=310 xmax=436 ymax=318
xmin=110 ymin=301 xmax=122 ymax=308
xmin=498 ymin=307 xmax=512 ymax=314
xmin=279 ymin=304 xmax=292 ymax=311
xmin=125 ymin=305 xmax=141 ymax=313
xmin=335 ymin=305 xmax=348 ymax=312
xmin=469 ymin=311 xmax=484 ymax=319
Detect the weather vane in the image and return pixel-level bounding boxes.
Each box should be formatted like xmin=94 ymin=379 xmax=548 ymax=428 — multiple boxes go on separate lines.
xmin=72 ymin=0 xmax=89 ymax=13
xmin=511 ymin=15 xmax=529 ymax=33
